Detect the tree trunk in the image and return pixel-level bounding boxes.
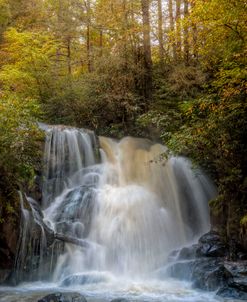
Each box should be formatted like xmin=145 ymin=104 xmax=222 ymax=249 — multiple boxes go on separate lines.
xmin=175 ymin=0 xmax=181 ymax=59
xmin=168 ymin=0 xmax=176 ymax=59
xmin=67 ymin=37 xmax=72 ymax=75
xmin=99 ymin=29 xmax=103 ymax=57
xmin=192 ymin=25 xmax=198 ymax=61
xmin=54 ymin=233 xmax=90 ymax=248
xmin=157 ymin=0 xmax=164 ymax=63
xmin=191 ymin=1 xmax=198 ymax=61
xmin=141 ymin=0 xmax=152 ymax=101
xmin=86 ymin=0 xmax=93 ymax=72
xmin=184 ymin=0 xmax=189 ymax=63
xmin=122 ymin=0 xmax=128 ymax=69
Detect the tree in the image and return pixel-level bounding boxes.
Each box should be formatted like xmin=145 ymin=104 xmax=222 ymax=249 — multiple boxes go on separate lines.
xmin=0 ymin=0 xmax=10 ymax=41
xmin=167 ymin=0 xmax=247 ymax=250
xmin=175 ymin=0 xmax=181 ymax=59
xmin=183 ymin=0 xmax=189 ymax=63
xmin=86 ymin=0 xmax=93 ymax=72
xmin=168 ymin=0 xmax=176 ymax=58
xmin=157 ymin=0 xmax=164 ymax=63
xmin=141 ymin=0 xmax=152 ymax=101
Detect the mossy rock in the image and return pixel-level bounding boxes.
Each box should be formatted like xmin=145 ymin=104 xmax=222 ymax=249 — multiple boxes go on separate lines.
xmin=240 ymin=215 xmax=247 ymax=251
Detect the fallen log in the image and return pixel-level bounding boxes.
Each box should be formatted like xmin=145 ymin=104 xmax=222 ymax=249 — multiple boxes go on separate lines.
xmin=23 ymin=195 xmax=90 ymax=249
xmin=54 ymin=233 xmax=90 ymax=248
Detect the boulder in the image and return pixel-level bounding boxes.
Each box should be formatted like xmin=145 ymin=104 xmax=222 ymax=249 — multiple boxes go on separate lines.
xmin=217 ymin=282 xmax=247 ymax=300
xmin=191 ymin=258 xmax=233 ymax=291
xmin=0 ymin=269 xmax=11 ymax=284
xmin=240 ymin=217 xmax=247 ymax=252
xmin=167 ymin=232 xmax=247 ymax=299
xmin=196 ymin=231 xmax=228 ymax=258
xmin=177 ymin=245 xmax=197 ymax=260
xmin=217 ymin=261 xmax=247 ymax=300
xmin=167 ymin=260 xmax=194 ymax=280
xmin=237 ymin=252 xmax=247 ymax=260
xmin=38 ymin=292 xmax=87 ymax=302
xmin=0 ymin=215 xmax=19 ymax=284
xmin=224 ymin=260 xmax=247 ymax=278
xmin=167 ymin=249 xmax=179 ymax=262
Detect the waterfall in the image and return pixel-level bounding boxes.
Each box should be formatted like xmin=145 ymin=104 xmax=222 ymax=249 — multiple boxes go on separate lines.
xmin=16 ymin=125 xmax=216 ymax=283
xmin=41 ymin=125 xmax=98 ymax=209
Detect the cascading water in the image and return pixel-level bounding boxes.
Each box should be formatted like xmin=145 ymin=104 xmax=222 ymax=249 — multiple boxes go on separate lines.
xmin=3 ymin=125 xmax=222 ymax=302
xmin=42 ymin=125 xmax=98 ymax=208
xmin=40 ymin=129 xmax=215 ymax=281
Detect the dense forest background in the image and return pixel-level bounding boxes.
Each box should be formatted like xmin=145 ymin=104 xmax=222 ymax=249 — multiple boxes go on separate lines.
xmin=0 ymin=0 xmax=246 ymax=251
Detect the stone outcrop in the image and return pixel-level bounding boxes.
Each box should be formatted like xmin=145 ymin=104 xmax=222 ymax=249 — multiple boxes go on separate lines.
xmin=38 ymin=292 xmax=87 ymax=302
xmin=0 ymin=194 xmax=20 ymax=284
xmin=168 ymin=231 xmax=247 ymax=300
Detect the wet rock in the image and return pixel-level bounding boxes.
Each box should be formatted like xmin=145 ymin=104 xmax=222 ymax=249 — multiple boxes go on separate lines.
xmin=168 ymin=232 xmax=247 ymax=299
xmin=61 ymin=273 xmax=107 ymax=287
xmin=196 ymin=231 xmax=228 ymax=258
xmin=219 ymin=261 xmax=247 ymax=299
xmin=192 ymin=258 xmax=233 ymax=291
xmin=240 ymin=218 xmax=247 ymax=252
xmin=237 ymin=252 xmax=247 ymax=260
xmin=162 ymin=255 xmax=233 ymax=288
xmin=224 ymin=260 xmax=247 ymax=278
xmin=0 ymin=216 xmax=19 ymax=284
xmin=167 ymin=249 xmax=180 ymax=262
xmin=111 ymin=299 xmax=129 ymax=302
xmin=52 ymin=186 xmax=95 ymax=238
xmin=1 ymin=222 xmax=19 ymax=256
xmin=28 ymin=174 xmax=43 ymax=202
xmin=167 ymin=260 xmax=194 ymax=280
xmin=217 ymin=282 xmax=247 ymax=300
xmin=0 ymin=269 xmax=11 ymax=284
xmin=177 ymin=245 xmax=197 ymax=260
xmin=199 ymin=231 xmax=221 ymax=244
xmin=38 ymin=292 xmax=87 ymax=302
xmin=232 ymin=280 xmax=247 ymax=293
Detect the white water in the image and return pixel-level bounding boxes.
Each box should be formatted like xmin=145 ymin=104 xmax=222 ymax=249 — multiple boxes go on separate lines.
xmin=0 ymin=278 xmax=229 ymax=302
xmin=1 ymin=126 xmax=225 ymax=302
xmin=41 ymin=131 xmax=215 ymax=280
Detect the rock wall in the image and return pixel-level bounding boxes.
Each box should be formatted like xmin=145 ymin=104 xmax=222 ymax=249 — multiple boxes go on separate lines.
xmin=0 ymin=192 xmax=20 ymax=283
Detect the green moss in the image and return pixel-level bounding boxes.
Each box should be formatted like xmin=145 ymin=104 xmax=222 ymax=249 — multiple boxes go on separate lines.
xmin=240 ymin=215 xmax=247 ymax=226
xmin=209 ymin=195 xmax=224 ymax=216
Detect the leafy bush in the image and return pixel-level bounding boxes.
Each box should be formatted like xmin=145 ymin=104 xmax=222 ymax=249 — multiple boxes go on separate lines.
xmin=0 ymin=91 xmax=42 ymax=180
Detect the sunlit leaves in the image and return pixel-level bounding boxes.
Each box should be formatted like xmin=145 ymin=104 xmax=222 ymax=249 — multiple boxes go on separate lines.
xmin=0 ymin=91 xmax=42 ymax=182
xmin=187 ymin=0 xmax=247 ymax=68
xmin=0 ymin=28 xmax=58 ymax=97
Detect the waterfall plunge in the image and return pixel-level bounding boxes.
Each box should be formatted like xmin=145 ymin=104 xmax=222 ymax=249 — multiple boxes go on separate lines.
xmin=35 ymin=126 xmax=216 ymax=282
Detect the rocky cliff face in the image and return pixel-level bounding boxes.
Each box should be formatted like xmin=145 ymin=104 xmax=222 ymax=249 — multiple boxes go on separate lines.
xmin=240 ymin=216 xmax=247 ymax=251
xmin=0 ymin=192 xmax=20 ymax=283
xmin=0 ymin=138 xmax=44 ymax=284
